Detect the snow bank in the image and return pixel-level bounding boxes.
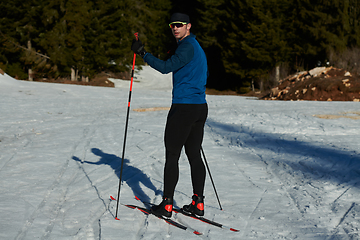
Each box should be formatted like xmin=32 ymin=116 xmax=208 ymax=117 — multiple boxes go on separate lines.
xmin=108 ymin=65 xmax=172 ymax=91
xmin=0 ymin=71 xmax=20 ymax=86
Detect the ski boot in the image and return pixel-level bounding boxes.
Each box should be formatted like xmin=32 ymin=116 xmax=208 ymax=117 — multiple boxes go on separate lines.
xmin=183 ymin=194 xmax=204 ymax=216
xmin=150 ymin=197 xmax=173 ymax=218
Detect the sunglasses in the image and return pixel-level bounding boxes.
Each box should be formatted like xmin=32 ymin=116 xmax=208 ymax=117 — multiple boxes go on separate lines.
xmin=169 ymin=22 xmax=187 ymax=29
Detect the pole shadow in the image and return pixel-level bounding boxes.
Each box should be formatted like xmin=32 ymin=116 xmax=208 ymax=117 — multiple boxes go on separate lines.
xmin=72 ymin=148 xmax=162 ymax=204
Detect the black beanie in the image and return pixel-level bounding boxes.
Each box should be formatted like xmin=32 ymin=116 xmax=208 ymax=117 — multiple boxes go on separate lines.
xmin=170 ymin=13 xmax=190 ymax=23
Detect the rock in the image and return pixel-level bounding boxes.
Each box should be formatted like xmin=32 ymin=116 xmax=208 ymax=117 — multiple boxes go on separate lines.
xmin=270 ymin=87 xmax=279 ymax=97
xmin=309 ymin=67 xmax=327 ymax=77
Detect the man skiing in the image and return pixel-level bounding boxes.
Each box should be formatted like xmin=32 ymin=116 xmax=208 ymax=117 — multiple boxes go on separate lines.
xmin=131 ymin=12 xmax=208 ymax=218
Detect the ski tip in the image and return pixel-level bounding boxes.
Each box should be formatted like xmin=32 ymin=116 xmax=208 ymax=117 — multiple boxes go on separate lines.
xmin=194 ymin=231 xmax=202 ymax=235
xmin=125 ymin=204 xmax=136 ymax=209
xmin=115 ymin=217 xmax=120 ymax=220
xmin=110 ymin=196 xmax=116 ymax=201
xmin=135 ymin=196 xmax=140 ymax=201
xmin=230 ymin=228 xmax=239 ymax=232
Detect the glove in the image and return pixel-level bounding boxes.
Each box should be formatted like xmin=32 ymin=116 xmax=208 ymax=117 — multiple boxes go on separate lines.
xmin=131 ymin=39 xmax=147 ymax=57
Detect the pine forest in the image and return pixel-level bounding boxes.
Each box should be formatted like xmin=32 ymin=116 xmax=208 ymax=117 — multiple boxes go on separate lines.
xmin=1 ymin=0 xmax=359 ymax=92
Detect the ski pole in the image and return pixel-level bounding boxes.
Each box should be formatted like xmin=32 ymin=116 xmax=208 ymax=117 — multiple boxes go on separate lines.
xmin=114 ymin=32 xmax=139 ymax=220
xmin=201 ymin=146 xmax=223 ymax=210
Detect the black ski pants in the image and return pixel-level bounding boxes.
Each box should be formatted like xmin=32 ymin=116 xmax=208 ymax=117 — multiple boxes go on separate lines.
xmin=163 ymin=103 xmax=208 ymax=198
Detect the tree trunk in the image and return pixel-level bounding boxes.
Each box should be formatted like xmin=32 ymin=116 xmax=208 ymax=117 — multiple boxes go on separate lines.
xmin=75 ymin=69 xmax=78 ymax=81
xmin=275 ymin=65 xmax=280 ymax=83
xmin=82 ymin=76 xmax=89 ymax=82
xmin=28 ymin=40 xmax=33 ymax=81
xmin=71 ymin=68 xmax=76 ymax=81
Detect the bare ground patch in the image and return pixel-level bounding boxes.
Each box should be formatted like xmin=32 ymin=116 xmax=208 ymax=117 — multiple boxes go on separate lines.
xmin=313 ymin=111 xmax=360 ymax=120
xmin=133 ymin=107 xmax=170 ymax=112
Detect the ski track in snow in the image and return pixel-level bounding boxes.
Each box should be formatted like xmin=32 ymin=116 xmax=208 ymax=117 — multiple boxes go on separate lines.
xmin=205 ymin=98 xmax=360 ymax=239
xmin=1 ymin=67 xmax=360 ymax=239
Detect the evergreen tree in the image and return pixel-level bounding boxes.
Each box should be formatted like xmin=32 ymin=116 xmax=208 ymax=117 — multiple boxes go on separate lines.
xmin=0 ymin=0 xmax=46 ymax=78
xmin=143 ymin=0 xmax=172 ymax=59
xmin=237 ymin=0 xmax=291 ymax=81
xmin=90 ymin=0 xmax=138 ymax=73
xmin=348 ymin=0 xmax=360 ymax=46
xmin=39 ymin=0 xmax=92 ymax=79
xmin=196 ymin=0 xmax=228 ymax=89
xmin=285 ymin=0 xmax=360 ymax=70
xmin=37 ymin=0 xmax=171 ymax=78
xmin=197 ymin=0 xmax=292 ymax=90
xmin=78 ymin=0 xmax=171 ymax=76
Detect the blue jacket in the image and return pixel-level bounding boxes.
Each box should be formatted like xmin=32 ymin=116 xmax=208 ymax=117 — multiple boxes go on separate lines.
xmin=143 ymin=33 xmax=208 ymax=104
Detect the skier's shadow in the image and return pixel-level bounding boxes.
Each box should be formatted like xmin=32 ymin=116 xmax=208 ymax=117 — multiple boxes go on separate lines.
xmin=72 ymin=148 xmax=161 ymax=204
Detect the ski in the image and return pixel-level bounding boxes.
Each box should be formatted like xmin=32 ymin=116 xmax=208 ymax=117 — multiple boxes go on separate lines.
xmin=125 ymin=204 xmax=202 ymax=235
xmin=110 ymin=196 xmax=202 ymax=235
xmin=133 ymin=195 xmax=239 ymax=232
xmin=173 ymin=208 xmax=239 ymax=232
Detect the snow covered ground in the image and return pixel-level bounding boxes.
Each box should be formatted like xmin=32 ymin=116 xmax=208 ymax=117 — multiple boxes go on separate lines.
xmin=1 ymin=66 xmax=359 ymax=240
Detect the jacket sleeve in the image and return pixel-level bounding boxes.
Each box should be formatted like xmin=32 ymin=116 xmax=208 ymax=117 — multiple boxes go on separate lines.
xmin=143 ymin=41 xmax=194 ymax=74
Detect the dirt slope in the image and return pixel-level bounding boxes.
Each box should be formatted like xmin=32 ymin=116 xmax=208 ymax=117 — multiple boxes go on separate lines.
xmin=262 ymin=67 xmax=360 ymax=101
